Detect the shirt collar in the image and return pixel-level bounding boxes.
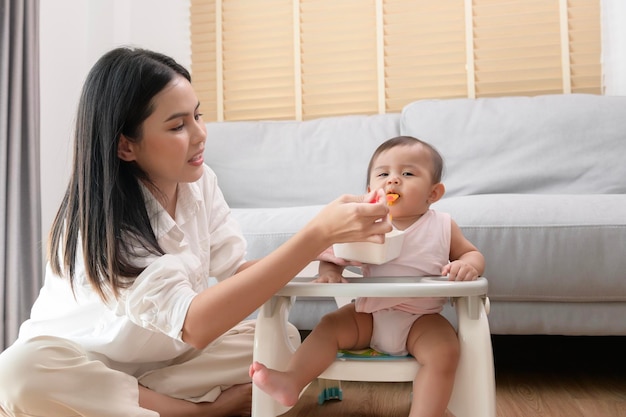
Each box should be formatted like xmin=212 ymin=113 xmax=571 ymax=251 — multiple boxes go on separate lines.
xmin=139 ymin=180 xmax=203 ymax=243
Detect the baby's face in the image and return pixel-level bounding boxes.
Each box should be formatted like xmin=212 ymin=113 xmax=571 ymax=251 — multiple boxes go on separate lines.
xmin=368 ymin=143 xmax=437 ymax=225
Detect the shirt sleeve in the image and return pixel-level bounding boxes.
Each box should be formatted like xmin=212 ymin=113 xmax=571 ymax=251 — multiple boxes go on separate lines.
xmin=202 ymin=167 xmax=248 ymax=280
xmin=116 ymin=253 xmax=197 ymax=340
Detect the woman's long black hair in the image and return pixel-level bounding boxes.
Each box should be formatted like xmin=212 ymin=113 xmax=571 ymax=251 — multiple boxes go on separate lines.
xmin=48 ymin=47 xmax=192 ymax=302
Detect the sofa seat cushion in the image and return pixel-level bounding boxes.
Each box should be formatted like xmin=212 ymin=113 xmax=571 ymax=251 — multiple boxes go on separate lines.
xmin=232 ymin=205 xmax=324 ymax=259
xmin=433 ymin=194 xmax=626 ymax=302
xmin=233 ymin=193 xmax=626 ymax=303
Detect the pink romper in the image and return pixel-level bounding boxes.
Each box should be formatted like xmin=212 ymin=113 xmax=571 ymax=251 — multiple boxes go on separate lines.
xmin=356 ymin=209 xmax=451 ymax=355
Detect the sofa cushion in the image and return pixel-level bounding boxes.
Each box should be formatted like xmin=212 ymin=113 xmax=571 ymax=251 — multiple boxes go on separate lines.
xmin=432 ymin=194 xmax=626 ymax=302
xmin=233 ymin=193 xmax=626 ymax=302
xmin=231 ymin=205 xmax=324 ymax=260
xmin=400 ymin=94 xmax=626 ymax=197
xmin=205 ymin=114 xmax=401 ymax=208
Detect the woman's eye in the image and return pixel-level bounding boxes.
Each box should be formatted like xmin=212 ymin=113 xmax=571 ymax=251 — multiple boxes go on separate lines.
xmin=195 ymin=113 xmax=203 ymax=121
xmin=172 ymin=124 xmax=184 ymax=131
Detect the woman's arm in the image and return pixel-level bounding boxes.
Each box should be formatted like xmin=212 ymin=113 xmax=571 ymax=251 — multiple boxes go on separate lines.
xmin=236 ymin=259 xmax=258 ymax=272
xmin=182 ymin=191 xmax=390 ymax=349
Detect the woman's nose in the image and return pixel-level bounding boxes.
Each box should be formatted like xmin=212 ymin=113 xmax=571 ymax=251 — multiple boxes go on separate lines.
xmin=192 ymin=121 xmax=207 ymax=144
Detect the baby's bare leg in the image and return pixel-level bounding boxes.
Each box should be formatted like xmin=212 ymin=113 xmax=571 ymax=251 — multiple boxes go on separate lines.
xmin=406 ymin=314 xmax=460 ymax=417
xmin=250 ymin=303 xmax=372 ymax=406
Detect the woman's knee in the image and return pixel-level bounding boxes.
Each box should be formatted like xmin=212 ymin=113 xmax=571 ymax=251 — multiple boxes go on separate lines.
xmin=0 ymin=336 xmax=86 ymax=404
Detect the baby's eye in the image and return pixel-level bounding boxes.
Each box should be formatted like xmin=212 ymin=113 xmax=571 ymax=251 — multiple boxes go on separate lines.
xmin=377 ymin=173 xmax=389 ymax=178
xmin=402 ymin=171 xmax=414 ymax=177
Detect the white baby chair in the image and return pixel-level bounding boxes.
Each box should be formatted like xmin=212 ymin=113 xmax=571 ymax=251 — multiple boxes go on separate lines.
xmin=252 ymin=263 xmax=496 ymax=417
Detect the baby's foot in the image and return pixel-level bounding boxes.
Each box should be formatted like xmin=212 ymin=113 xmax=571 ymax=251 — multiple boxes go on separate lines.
xmin=249 ymin=361 xmax=300 ymax=407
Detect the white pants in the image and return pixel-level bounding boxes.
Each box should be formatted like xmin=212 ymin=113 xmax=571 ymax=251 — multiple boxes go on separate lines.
xmin=0 ymin=321 xmax=299 ymax=417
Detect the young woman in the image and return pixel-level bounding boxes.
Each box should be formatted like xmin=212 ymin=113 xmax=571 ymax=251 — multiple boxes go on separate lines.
xmin=0 ymin=47 xmax=391 ymax=417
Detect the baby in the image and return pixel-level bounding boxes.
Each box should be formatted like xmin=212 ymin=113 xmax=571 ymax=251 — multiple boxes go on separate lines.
xmin=251 ymin=136 xmax=485 ymax=417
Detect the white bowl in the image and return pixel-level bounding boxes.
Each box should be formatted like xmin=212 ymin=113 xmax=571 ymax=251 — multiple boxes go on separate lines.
xmin=333 ymin=229 xmax=405 ymax=265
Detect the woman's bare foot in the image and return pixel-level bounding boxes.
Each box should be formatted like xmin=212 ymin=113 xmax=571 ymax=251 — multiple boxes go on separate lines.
xmin=204 ymin=383 xmax=252 ymax=417
xmin=249 ymin=361 xmax=300 ymax=407
xmin=139 ymin=383 xmax=252 ymax=417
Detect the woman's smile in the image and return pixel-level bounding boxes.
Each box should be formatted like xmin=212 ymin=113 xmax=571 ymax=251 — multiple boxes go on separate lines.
xmin=189 ymin=151 xmax=204 ymax=166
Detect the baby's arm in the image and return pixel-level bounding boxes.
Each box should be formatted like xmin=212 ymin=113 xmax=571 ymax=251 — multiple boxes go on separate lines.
xmin=443 ymin=219 xmax=485 ymax=281
xmin=315 ymin=259 xmax=348 ymax=283
xmin=315 ymin=246 xmax=364 ymax=283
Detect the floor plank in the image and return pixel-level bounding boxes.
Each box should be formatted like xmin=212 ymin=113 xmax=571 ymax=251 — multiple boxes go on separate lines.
xmin=280 ymin=335 xmax=626 ymax=417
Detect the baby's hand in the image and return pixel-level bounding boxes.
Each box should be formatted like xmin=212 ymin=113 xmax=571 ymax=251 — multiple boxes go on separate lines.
xmin=317 ymin=247 xmax=363 ymax=267
xmin=313 ymin=271 xmax=347 ymax=283
xmin=442 ymin=261 xmax=479 ymax=282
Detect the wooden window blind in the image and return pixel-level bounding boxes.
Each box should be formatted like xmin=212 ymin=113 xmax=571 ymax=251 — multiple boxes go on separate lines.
xmin=384 ymin=0 xmax=468 ymax=110
xmin=300 ymin=0 xmax=379 ymax=119
xmin=191 ymin=0 xmax=601 ymax=122
xmin=568 ymin=0 xmax=602 ymax=94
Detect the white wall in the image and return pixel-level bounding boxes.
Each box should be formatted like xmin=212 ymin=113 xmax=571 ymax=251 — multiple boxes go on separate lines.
xmin=601 ymin=0 xmax=626 ymax=95
xmin=39 ymin=0 xmax=190 ymax=252
xmin=39 ymin=0 xmax=626 ymax=257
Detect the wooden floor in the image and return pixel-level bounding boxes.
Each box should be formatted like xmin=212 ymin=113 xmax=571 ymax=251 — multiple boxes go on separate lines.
xmin=282 ymin=335 xmax=626 ymax=417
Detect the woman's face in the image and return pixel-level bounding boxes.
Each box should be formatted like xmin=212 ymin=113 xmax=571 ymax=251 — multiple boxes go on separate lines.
xmin=119 ymin=75 xmax=206 ymax=201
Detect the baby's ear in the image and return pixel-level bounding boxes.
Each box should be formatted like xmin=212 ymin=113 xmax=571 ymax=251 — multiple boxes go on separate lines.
xmin=428 ymin=183 xmax=445 ymax=204
xmin=117 ymin=135 xmax=136 ymax=162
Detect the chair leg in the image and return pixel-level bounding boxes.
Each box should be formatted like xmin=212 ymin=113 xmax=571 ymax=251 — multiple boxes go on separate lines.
xmin=251 ymin=291 xmax=494 ymax=417
xmin=252 ymin=296 xmax=298 ymax=417
xmin=448 ymin=297 xmax=496 ymax=417
xmin=317 ymin=378 xmax=343 ymax=404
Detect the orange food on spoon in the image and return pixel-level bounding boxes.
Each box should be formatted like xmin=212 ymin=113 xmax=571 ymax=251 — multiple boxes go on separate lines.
xmin=386 ymin=193 xmax=399 ymax=205
xmin=386 ymin=193 xmax=399 ymax=223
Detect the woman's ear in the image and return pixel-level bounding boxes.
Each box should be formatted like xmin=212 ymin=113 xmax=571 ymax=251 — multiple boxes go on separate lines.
xmin=428 ymin=183 xmax=445 ymax=204
xmin=117 ymin=135 xmax=136 ymax=162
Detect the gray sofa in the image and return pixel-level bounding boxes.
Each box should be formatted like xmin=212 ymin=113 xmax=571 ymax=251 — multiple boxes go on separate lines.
xmin=204 ymin=94 xmax=626 ymax=336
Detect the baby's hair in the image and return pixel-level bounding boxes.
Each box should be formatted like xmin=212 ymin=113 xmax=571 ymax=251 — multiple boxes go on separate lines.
xmin=366 ymin=136 xmax=444 ymax=186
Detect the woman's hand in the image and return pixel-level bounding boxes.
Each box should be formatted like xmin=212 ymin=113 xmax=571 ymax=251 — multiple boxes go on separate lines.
xmin=310 ymin=189 xmax=391 ymax=245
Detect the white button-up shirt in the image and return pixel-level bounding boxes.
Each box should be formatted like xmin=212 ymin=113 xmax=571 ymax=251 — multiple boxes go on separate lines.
xmin=17 ymin=165 xmax=247 ymax=376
